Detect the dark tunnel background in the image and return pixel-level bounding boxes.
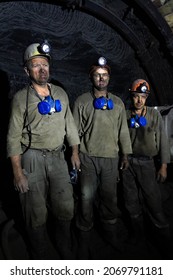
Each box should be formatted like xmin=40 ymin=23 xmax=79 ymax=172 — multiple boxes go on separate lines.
xmin=0 ymin=0 xmax=173 ymax=260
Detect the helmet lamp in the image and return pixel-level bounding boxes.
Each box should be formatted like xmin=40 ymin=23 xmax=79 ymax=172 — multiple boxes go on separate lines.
xmin=40 ymin=40 xmax=51 ymax=54
xmin=98 ymin=57 xmax=107 ymax=66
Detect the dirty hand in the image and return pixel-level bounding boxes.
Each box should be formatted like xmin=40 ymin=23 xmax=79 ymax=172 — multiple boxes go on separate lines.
xmin=14 ymin=173 xmax=29 ymax=193
xmin=157 ymin=165 xmax=167 ymax=183
xmin=120 ymin=155 xmax=129 ymax=171
xmin=71 ymin=153 xmax=81 ymax=171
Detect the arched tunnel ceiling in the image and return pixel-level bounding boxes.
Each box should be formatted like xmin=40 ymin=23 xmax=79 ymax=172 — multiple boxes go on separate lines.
xmin=1 ymin=0 xmax=173 ymax=106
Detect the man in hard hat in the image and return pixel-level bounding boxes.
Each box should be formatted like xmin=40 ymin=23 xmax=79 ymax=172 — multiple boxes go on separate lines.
xmin=121 ymin=79 xmax=171 ymax=257
xmin=7 ymin=41 xmax=80 ymax=260
xmin=72 ymin=57 xmax=132 ymax=259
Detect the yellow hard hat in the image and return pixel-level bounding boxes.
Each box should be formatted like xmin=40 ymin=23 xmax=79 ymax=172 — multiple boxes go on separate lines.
xmin=23 ymin=41 xmax=51 ymax=65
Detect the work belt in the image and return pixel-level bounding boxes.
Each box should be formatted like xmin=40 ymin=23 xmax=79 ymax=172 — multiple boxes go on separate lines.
xmin=22 ymin=144 xmax=66 ymax=156
xmin=128 ymin=155 xmax=152 ymax=161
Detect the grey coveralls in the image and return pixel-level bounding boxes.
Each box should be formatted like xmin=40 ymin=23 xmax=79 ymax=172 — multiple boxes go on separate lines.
xmin=7 ymin=84 xmax=80 ymax=228
xmin=122 ymin=107 xmax=170 ymax=227
xmin=73 ymin=91 xmax=132 ymax=231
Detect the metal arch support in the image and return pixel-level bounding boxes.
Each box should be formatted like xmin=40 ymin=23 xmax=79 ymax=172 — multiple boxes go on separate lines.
xmin=125 ymin=0 xmax=173 ymax=54
xmin=128 ymin=0 xmax=173 ymax=38
xmin=2 ymin=0 xmax=173 ymax=55
xmin=79 ymin=0 xmax=147 ymax=55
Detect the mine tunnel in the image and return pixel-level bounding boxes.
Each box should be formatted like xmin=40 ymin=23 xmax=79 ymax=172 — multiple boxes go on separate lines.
xmin=0 ymin=0 xmax=173 ymax=260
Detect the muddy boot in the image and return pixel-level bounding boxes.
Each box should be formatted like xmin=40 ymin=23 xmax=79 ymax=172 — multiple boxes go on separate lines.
xmin=148 ymin=212 xmax=172 ymax=259
xmin=154 ymin=225 xmax=172 ymax=259
xmin=77 ymin=229 xmax=91 ymax=260
xmin=125 ymin=214 xmax=151 ymax=259
xmin=26 ymin=224 xmax=56 ymax=260
xmin=100 ymin=222 xmax=124 ymax=253
xmin=129 ymin=214 xmax=145 ymax=245
xmin=148 ymin=212 xmax=169 ymax=229
xmin=54 ymin=220 xmax=75 ymax=260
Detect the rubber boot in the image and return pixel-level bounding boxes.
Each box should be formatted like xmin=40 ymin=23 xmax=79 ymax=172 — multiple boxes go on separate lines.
xmin=129 ymin=214 xmax=145 ymax=245
xmin=54 ymin=220 xmax=75 ymax=260
xmin=148 ymin=212 xmax=172 ymax=259
xmin=148 ymin=211 xmax=169 ymax=229
xmin=154 ymin=225 xmax=172 ymax=259
xmin=77 ymin=229 xmax=91 ymax=260
xmin=126 ymin=214 xmax=150 ymax=259
xmin=100 ymin=222 xmax=124 ymax=253
xmin=26 ymin=224 xmax=56 ymax=260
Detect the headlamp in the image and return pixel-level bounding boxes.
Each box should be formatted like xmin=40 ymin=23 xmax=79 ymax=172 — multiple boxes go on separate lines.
xmin=135 ymin=82 xmax=149 ymax=94
xmin=140 ymin=84 xmax=148 ymax=93
xmin=40 ymin=40 xmax=51 ymax=54
xmin=98 ymin=57 xmax=107 ymax=66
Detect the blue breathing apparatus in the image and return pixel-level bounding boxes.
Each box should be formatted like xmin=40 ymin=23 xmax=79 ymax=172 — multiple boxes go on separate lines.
xmin=129 ymin=114 xmax=147 ymax=128
xmin=38 ymin=95 xmax=62 ymax=115
xmin=93 ymin=96 xmax=114 ymax=110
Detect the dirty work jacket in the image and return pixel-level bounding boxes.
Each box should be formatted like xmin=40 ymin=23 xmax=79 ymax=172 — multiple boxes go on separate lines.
xmin=126 ymin=107 xmax=170 ymax=163
xmin=7 ymin=83 xmax=80 ymax=157
xmin=73 ymin=91 xmax=132 ymax=158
